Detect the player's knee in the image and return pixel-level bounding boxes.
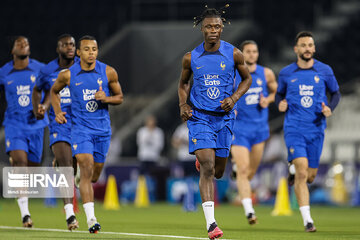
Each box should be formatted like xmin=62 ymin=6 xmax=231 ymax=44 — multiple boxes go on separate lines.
xmin=237 ymin=165 xmax=249 ymax=178
xmin=12 ymin=158 xmax=27 ymax=167
xmin=201 ymin=162 xmax=215 ymax=178
xmin=295 ymin=170 xmax=308 ymax=182
xmin=79 ymin=163 xmax=94 ymax=179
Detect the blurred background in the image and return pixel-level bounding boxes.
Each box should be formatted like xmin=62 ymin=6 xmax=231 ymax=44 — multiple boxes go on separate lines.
xmin=1 ymin=0 xmax=360 ymax=208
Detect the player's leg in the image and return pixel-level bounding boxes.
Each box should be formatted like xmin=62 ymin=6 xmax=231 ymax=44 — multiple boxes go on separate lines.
xmin=91 ymin=162 xmax=104 ymax=183
xmin=249 ymin=141 xmax=265 ymax=180
xmin=52 ymin=141 xmax=78 ymax=230
xmin=293 ymin=157 xmax=315 ymax=232
xmin=307 ymin=168 xmax=318 ymax=184
xmin=231 ymin=145 xmax=257 ymax=223
xmin=76 ymin=153 xmax=100 ymax=233
xmin=9 ymin=150 xmax=33 ymax=227
xmin=196 ymin=148 xmax=222 ymax=237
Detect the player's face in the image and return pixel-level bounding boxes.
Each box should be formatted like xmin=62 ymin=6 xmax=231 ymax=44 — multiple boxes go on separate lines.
xmin=201 ymin=17 xmax=223 ymax=44
xmin=57 ymin=37 xmax=75 ymax=60
xmin=295 ymin=37 xmax=315 ymax=62
xmin=12 ymin=37 xmax=30 ymax=59
xmin=242 ymin=43 xmax=259 ymax=65
xmin=77 ymin=40 xmax=98 ymax=64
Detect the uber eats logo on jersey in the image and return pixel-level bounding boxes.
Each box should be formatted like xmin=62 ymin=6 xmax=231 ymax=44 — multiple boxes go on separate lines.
xmin=17 ymin=85 xmax=31 ymax=107
xmin=299 ymin=85 xmax=314 ymax=108
xmin=83 ymin=89 xmax=98 ymax=112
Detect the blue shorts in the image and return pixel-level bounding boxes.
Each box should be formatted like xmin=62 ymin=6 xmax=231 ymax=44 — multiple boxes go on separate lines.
xmin=187 ymin=109 xmax=234 ymax=158
xmin=232 ymin=121 xmax=269 ymax=150
xmin=49 ymin=121 xmax=72 ymax=147
xmin=71 ymin=131 xmax=111 ymax=163
xmin=284 ymin=131 xmax=324 ymax=168
xmin=4 ymin=125 xmax=44 ymax=163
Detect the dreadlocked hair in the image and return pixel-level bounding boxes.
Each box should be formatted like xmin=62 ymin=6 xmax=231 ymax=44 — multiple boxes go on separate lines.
xmin=193 ymin=4 xmax=230 ymax=28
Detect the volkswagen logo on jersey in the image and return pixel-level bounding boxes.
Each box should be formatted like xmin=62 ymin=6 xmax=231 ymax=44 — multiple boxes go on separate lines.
xmin=207 ymin=87 xmax=220 ymax=99
xmin=18 ymin=95 xmax=30 ymax=107
xmin=86 ymin=100 xmax=98 ymax=112
xmin=301 ymin=96 xmax=313 ymax=108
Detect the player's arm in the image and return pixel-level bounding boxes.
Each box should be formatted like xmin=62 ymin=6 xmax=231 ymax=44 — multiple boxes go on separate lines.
xmin=178 ymin=52 xmax=193 ymax=122
xmin=50 ymin=69 xmax=70 ymax=124
xmin=221 ymin=48 xmax=252 ymax=112
xmin=32 ymin=85 xmax=50 ymax=120
xmin=95 ymin=66 xmax=123 ymax=105
xmin=259 ymin=67 xmax=277 ymax=108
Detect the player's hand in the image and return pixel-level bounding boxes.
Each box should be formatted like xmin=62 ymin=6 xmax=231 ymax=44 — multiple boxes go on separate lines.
xmin=278 ymin=99 xmax=288 ymax=112
xmin=95 ymin=85 xmax=106 ymax=102
xmin=220 ymin=96 xmax=235 ymax=112
xmin=259 ymin=93 xmax=269 ymax=108
xmin=321 ymin=102 xmax=332 ymax=117
xmin=35 ymin=104 xmax=46 ymax=120
xmin=180 ymin=103 xmax=193 ymax=122
xmin=55 ymin=112 xmax=67 ymax=124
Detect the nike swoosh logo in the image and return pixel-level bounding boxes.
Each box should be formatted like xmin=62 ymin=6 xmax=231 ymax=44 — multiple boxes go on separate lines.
xmin=291 ymin=78 xmax=298 ymax=83
xmin=196 ymin=66 xmax=204 ymax=69
xmin=75 ymin=82 xmax=83 ymax=86
xmin=7 ymin=81 xmax=13 ymax=85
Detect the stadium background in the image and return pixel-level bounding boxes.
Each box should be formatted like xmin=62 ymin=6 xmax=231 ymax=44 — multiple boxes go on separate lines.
xmin=0 ymin=0 xmax=360 ymax=238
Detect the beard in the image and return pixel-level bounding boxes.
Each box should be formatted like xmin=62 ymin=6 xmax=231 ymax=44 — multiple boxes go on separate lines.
xmin=300 ymin=52 xmax=314 ymax=62
xmin=60 ymin=53 xmax=75 ymax=61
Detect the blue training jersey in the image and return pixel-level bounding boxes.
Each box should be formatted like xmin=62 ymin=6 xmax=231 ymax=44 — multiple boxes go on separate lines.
xmin=277 ymin=59 xmax=339 ymax=133
xmin=36 ymin=57 xmax=79 ymax=126
xmin=68 ymin=60 xmax=111 ymax=136
xmin=190 ymin=40 xmax=236 ymax=113
xmin=235 ymin=64 xmax=268 ymax=123
xmin=0 ymin=59 xmax=48 ymax=129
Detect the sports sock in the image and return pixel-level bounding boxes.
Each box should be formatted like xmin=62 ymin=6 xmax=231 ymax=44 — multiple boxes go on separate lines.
xmin=64 ymin=203 xmax=75 ymax=220
xmin=17 ymin=197 xmax=30 ymax=218
xmin=241 ymin=198 xmax=255 ymax=216
xmin=83 ymin=202 xmax=96 ymax=226
xmin=202 ymin=201 xmax=216 ymax=230
xmin=299 ymin=205 xmax=314 ymax=226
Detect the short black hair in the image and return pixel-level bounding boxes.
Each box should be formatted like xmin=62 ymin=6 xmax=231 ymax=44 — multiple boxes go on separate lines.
xmin=57 ymin=33 xmax=74 ymax=47
xmin=240 ymin=40 xmax=257 ymax=51
xmin=295 ymin=31 xmax=314 ymax=45
xmin=77 ymin=35 xmax=97 ymax=48
xmin=57 ymin=33 xmax=73 ymax=42
xmin=193 ymin=4 xmax=230 ymax=27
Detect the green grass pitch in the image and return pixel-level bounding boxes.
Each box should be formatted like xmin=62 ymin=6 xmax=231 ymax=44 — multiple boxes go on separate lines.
xmin=0 ymin=199 xmax=359 ymax=240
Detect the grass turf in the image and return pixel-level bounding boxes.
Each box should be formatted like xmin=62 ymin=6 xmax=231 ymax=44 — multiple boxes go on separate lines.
xmin=0 ymin=199 xmax=359 ymax=240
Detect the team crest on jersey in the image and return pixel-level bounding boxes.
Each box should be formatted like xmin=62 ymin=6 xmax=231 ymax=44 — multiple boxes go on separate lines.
xmin=192 ymin=138 xmax=197 ymax=145
xmin=289 ymin=147 xmax=294 ymax=154
xmin=314 ymin=75 xmax=320 ymax=83
xmin=220 ymin=61 xmax=226 ymax=70
xmin=6 ymin=140 xmax=10 ymax=148
xmin=97 ymin=78 xmax=103 ymax=87
xmin=30 ymin=75 xmax=36 ymax=83
xmin=256 ymin=78 xmax=263 ymax=86
xmin=73 ymin=144 xmax=78 ymax=150
xmin=53 ymin=133 xmax=58 ymax=139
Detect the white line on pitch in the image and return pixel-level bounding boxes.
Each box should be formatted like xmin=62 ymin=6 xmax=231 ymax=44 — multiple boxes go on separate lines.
xmin=0 ymin=225 xmax=232 ymax=240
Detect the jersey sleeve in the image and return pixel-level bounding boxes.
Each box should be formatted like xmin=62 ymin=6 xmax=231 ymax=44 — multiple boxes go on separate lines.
xmin=36 ymin=69 xmax=51 ymax=91
xmin=324 ymin=66 xmax=339 ymax=93
xmin=277 ymin=71 xmax=287 ymax=95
